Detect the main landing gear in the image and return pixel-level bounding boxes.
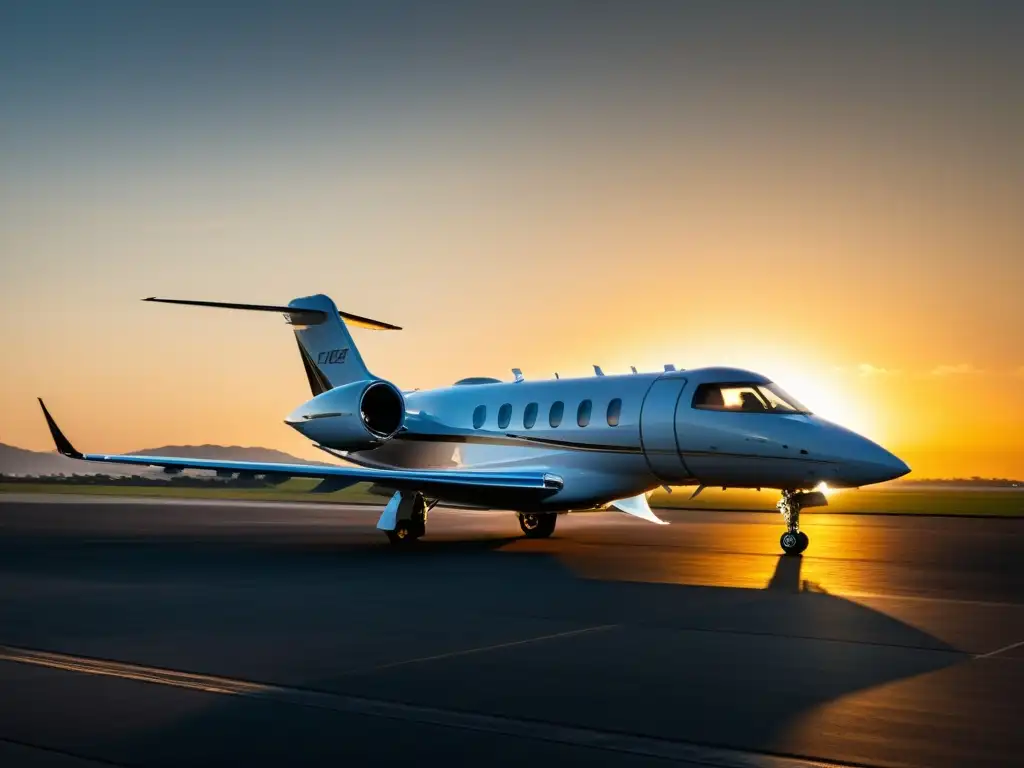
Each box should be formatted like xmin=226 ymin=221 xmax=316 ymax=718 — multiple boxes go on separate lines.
xmin=777 ymin=490 xmax=826 ymax=555
xmin=381 ymin=492 xmax=429 ymax=546
xmin=518 ymin=512 xmax=557 ymax=538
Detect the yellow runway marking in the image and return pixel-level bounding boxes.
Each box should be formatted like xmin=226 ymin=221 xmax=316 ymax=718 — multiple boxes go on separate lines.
xmin=0 ymin=645 xmax=267 ymax=696
xmin=974 ymin=638 xmax=1024 ymax=660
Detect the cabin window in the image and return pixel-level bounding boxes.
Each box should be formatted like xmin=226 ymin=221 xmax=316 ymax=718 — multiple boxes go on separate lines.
xmin=523 ymin=402 xmax=539 ymax=429
xmin=549 ymin=401 xmax=564 ymax=428
xmin=607 ymin=398 xmax=622 ymax=426
xmin=577 ymin=399 xmax=592 ymax=427
xmin=473 ymin=405 xmax=487 ymax=429
xmin=498 ymin=403 xmax=512 ymax=429
xmin=691 ymin=382 xmax=809 ymax=414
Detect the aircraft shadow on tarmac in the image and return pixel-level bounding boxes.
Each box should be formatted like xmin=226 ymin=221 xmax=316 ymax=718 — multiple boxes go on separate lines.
xmin=0 ymin=529 xmax=974 ymax=766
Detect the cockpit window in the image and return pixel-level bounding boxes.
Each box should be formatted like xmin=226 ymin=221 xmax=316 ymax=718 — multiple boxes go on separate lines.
xmin=692 ymin=382 xmax=809 ymax=414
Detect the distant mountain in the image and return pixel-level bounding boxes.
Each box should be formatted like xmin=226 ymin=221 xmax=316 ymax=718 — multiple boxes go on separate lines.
xmin=893 ymin=477 xmax=1022 ymax=488
xmin=0 ymin=442 xmax=331 ymax=477
xmin=0 ymin=443 xmax=99 ymax=477
xmin=130 ymin=445 xmax=333 ymax=466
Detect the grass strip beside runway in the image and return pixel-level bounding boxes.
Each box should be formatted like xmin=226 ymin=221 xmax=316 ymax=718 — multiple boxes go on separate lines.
xmin=2 ymin=481 xmax=1022 ymax=516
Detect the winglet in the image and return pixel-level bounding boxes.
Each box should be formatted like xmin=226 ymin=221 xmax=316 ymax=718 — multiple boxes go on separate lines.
xmin=37 ymin=399 xmax=83 ymax=459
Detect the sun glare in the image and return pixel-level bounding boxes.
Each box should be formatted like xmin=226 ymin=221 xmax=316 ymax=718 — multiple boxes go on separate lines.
xmin=766 ymin=368 xmax=879 ymax=437
xmin=631 ymin=338 xmax=886 ymax=441
xmin=814 ymin=481 xmax=838 ymax=497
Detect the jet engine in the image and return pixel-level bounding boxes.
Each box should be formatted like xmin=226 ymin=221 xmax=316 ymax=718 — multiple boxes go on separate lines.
xmin=284 ymin=379 xmax=405 ymax=451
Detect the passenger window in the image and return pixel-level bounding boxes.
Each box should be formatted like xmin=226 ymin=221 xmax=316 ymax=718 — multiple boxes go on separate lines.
xmin=523 ymin=402 xmax=538 ymax=429
xmin=473 ymin=405 xmax=487 ymax=429
xmin=498 ymin=403 xmax=512 ymax=430
xmin=606 ymin=398 xmax=622 ymax=426
xmin=577 ymin=399 xmax=592 ymax=427
xmin=549 ymin=401 xmax=564 ymax=428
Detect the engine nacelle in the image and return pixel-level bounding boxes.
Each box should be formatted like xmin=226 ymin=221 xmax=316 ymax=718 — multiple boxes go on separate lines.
xmin=284 ymin=379 xmax=405 ymax=451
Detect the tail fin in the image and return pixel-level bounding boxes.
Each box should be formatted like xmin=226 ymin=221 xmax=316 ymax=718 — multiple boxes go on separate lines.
xmin=142 ymin=294 xmax=398 ymax=396
xmin=288 ymin=294 xmax=376 ymax=393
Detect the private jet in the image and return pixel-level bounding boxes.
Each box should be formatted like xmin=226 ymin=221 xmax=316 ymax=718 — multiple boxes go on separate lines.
xmin=38 ymin=294 xmax=910 ymax=553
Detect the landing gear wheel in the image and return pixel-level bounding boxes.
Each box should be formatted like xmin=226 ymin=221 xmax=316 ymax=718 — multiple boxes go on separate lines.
xmin=778 ymin=490 xmax=812 ymax=555
xmin=385 ymin=494 xmax=428 ymax=546
xmin=386 ymin=521 xmax=418 ymax=546
xmin=519 ymin=512 xmax=557 ymax=538
xmin=409 ymin=499 xmax=427 ymax=540
xmin=780 ymin=531 xmax=801 ymax=555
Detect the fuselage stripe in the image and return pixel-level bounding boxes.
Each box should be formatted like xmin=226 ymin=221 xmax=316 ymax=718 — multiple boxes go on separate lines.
xmin=386 ymin=431 xmax=835 ymax=464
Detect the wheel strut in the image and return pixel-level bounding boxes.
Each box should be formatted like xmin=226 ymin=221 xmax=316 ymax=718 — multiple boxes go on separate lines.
xmin=778 ymin=491 xmax=809 ymax=555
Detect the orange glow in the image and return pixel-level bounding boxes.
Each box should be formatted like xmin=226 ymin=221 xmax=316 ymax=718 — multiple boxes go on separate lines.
xmin=1 ymin=67 xmax=1021 ymax=480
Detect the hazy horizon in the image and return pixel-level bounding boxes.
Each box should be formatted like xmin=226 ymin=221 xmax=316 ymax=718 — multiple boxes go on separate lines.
xmin=2 ymin=2 xmax=1022 ymax=478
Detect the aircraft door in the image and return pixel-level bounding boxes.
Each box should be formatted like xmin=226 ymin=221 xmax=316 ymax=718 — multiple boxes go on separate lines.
xmin=639 ymin=373 xmax=693 ymax=485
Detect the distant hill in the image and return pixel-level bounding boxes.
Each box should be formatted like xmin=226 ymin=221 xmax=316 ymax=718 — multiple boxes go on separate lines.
xmin=131 ymin=445 xmax=333 ymax=466
xmin=0 ymin=442 xmax=331 ymax=477
xmin=892 ymin=477 xmax=1022 ymax=489
xmin=0 ymin=443 xmax=96 ymax=476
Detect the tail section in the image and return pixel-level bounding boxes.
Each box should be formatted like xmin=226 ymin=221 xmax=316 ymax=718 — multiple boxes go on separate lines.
xmin=288 ymin=294 xmax=376 ymax=392
xmin=142 ymin=294 xmax=398 ymax=396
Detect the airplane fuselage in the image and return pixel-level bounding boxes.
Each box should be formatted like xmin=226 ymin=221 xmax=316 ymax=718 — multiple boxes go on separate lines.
xmin=290 ymin=366 xmax=909 ymax=512
xmin=41 ymin=293 xmax=911 ymax=552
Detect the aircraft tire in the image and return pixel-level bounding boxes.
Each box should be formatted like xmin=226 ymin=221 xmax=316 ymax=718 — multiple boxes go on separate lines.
xmin=780 ymin=531 xmax=801 ymax=555
xmin=386 ymin=521 xmax=418 ymax=546
xmin=796 ymin=531 xmax=809 ymax=554
xmin=519 ymin=512 xmax=556 ymax=538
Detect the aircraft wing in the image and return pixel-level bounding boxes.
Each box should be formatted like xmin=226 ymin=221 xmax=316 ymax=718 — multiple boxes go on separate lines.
xmin=37 ymin=399 xmax=563 ymax=502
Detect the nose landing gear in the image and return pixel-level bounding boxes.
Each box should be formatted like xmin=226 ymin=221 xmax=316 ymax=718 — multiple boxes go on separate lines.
xmin=780 ymin=529 xmax=809 ymax=555
xmin=777 ymin=490 xmax=826 ymax=555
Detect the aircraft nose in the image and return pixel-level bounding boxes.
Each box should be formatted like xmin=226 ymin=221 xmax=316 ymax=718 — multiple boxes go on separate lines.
xmin=812 ymin=419 xmax=910 ymax=487
xmin=870 ymin=447 xmax=911 ymax=483
xmin=846 ymin=436 xmax=910 ymax=486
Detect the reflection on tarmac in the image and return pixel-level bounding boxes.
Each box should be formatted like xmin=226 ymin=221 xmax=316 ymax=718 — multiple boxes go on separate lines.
xmin=0 ymin=496 xmax=1021 ymax=768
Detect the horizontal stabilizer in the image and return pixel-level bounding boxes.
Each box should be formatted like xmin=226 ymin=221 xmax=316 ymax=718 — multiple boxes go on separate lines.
xmin=143 ymin=297 xmax=402 ymax=330
xmin=609 ymin=493 xmax=668 ymax=525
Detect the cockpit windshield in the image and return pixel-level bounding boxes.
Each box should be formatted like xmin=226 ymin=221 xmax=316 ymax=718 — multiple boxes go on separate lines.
xmin=692 ymin=382 xmax=810 ymax=414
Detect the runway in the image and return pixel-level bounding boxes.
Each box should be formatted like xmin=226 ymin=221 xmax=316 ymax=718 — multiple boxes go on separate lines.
xmin=1 ymin=495 xmax=1022 ymax=767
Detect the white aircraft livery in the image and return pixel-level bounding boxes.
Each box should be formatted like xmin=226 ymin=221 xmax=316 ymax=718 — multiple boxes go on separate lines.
xmin=38 ymin=294 xmax=910 ymax=554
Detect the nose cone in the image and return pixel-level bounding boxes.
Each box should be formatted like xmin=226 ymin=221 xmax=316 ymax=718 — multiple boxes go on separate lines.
xmin=856 ymin=444 xmax=911 ymax=485
xmin=829 ymin=427 xmax=910 ymax=487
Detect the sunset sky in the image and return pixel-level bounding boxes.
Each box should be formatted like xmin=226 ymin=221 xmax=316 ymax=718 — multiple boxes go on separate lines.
xmin=2 ymin=2 xmax=1022 ymax=478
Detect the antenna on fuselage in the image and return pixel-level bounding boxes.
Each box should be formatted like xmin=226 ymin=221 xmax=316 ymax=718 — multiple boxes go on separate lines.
xmin=512 ymin=368 xmax=524 ymax=383
xmin=554 ymin=372 xmax=559 ymax=379
xmin=593 ymin=365 xmax=605 ymax=376
xmin=630 ymin=366 xmax=638 ymax=374
xmin=664 ymin=364 xmax=676 ymax=371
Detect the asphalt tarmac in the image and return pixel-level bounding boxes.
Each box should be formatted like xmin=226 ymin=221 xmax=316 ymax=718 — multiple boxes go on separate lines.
xmin=0 ymin=494 xmax=1022 ymax=767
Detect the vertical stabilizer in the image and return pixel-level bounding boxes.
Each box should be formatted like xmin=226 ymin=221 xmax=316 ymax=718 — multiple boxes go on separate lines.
xmin=289 ymin=294 xmax=375 ymax=391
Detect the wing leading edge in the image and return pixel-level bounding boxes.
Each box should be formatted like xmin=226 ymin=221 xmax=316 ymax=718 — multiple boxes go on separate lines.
xmin=37 ymin=399 xmax=562 ymax=503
